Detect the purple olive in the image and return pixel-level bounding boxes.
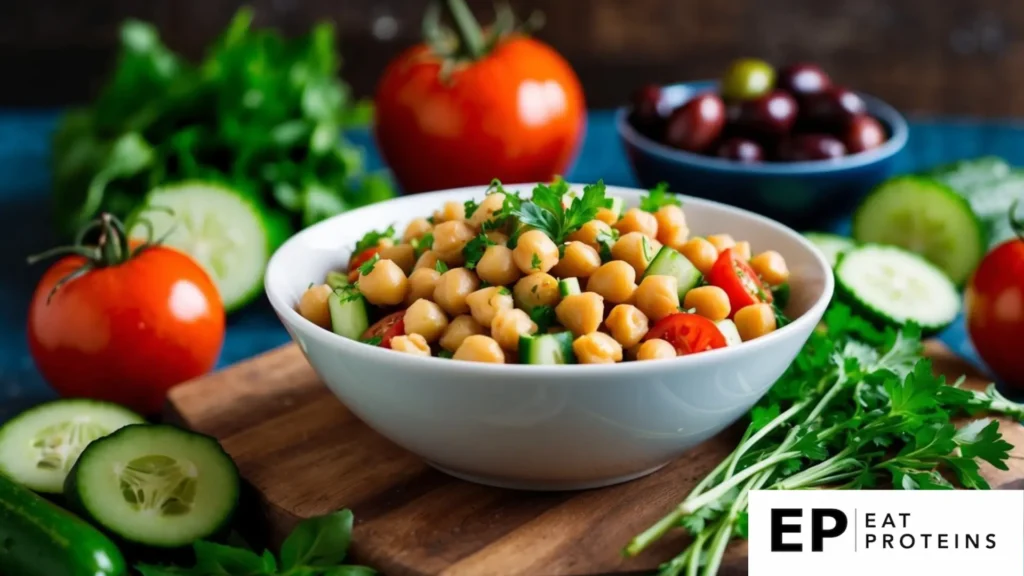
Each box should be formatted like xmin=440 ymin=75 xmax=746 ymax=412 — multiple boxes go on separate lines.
xmin=716 ymin=137 xmax=764 ymax=162
xmin=777 ymin=63 xmax=832 ymax=98
xmin=728 ymin=90 xmax=798 ymax=138
xmin=664 ymin=93 xmax=726 ymax=153
xmin=844 ymin=115 xmax=887 ymax=154
xmin=800 ymin=86 xmax=866 ymax=130
xmin=630 ymin=84 xmax=667 ymax=140
xmin=777 ymin=134 xmax=847 ymax=161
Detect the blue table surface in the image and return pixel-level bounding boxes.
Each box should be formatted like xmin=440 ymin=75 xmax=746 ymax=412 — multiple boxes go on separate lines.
xmin=2 ymin=109 xmax=1022 ymax=422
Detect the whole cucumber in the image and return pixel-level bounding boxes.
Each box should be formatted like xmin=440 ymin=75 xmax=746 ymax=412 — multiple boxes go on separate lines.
xmin=0 ymin=474 xmax=126 ymax=576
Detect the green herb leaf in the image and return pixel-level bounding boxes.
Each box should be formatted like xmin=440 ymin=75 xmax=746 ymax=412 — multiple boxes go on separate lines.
xmin=322 ymin=566 xmax=378 ymax=576
xmin=357 ymin=253 xmax=380 ymax=276
xmin=463 ymin=234 xmax=496 ymax=270
xmin=261 ymin=549 xmax=278 ymax=572
xmin=435 ymin=260 xmax=449 ymax=274
xmin=529 ymin=305 xmax=558 ymax=333
xmin=595 ymin=228 xmax=618 ymax=262
xmin=193 ymin=540 xmax=264 ymax=574
xmin=438 ymin=349 xmax=454 ymax=359
xmin=280 ymin=509 xmax=354 ymax=569
xmin=135 ymin=565 xmax=195 ymax=576
xmin=361 ymin=335 xmax=383 ymax=346
xmin=639 ymin=182 xmax=681 ymax=213
xmin=355 ymin=226 xmax=395 ymax=253
xmin=530 ymin=252 xmax=542 ymax=271
xmin=464 ymin=198 xmax=480 ymax=219
xmin=411 ymin=232 xmax=434 ymax=257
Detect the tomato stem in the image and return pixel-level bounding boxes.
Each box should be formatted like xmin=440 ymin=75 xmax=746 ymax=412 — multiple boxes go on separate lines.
xmin=1011 ymin=199 xmax=1024 ymax=241
xmin=444 ymin=0 xmax=486 ymax=59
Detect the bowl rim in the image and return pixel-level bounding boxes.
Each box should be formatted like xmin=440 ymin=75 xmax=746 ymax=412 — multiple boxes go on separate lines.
xmin=265 ymin=183 xmax=836 ymax=378
xmin=615 ymin=79 xmax=909 ymax=175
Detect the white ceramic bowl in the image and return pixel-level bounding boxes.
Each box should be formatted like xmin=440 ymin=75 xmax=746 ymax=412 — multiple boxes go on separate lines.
xmin=265 ymin=184 xmax=834 ymax=491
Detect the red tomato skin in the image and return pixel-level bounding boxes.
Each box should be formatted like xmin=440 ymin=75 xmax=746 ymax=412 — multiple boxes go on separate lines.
xmin=643 ymin=313 xmax=727 ymax=356
xmin=362 ymin=311 xmax=407 ymax=349
xmin=374 ymin=38 xmax=586 ymax=193
xmin=27 ymin=248 xmax=225 ymax=415
xmin=965 ymin=238 xmax=1024 ymax=389
xmin=707 ymin=248 xmax=772 ymax=317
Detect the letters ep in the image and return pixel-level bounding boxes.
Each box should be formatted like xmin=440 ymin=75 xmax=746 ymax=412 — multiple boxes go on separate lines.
xmin=770 ymin=508 xmax=848 ymax=552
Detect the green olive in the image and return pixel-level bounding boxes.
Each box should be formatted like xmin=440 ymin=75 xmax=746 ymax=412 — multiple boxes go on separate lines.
xmin=720 ymin=58 xmax=776 ymax=101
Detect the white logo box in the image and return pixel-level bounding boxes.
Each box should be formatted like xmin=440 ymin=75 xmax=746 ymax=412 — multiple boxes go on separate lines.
xmin=749 ymin=490 xmax=1024 ymax=576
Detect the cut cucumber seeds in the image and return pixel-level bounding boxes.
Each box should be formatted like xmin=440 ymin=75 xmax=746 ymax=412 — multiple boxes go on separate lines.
xmin=65 ymin=424 xmax=239 ymax=548
xmin=836 ymin=244 xmax=960 ymax=334
xmin=0 ymin=399 xmax=144 ymax=493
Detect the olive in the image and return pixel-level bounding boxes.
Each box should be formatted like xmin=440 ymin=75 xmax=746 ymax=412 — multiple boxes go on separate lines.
xmin=716 ymin=137 xmax=764 ymax=162
xmin=777 ymin=134 xmax=847 ymax=161
xmin=800 ymin=86 xmax=866 ymax=130
xmin=727 ymin=90 xmax=798 ymax=138
xmin=720 ymin=58 xmax=776 ymax=101
xmin=630 ymin=84 xmax=667 ymax=140
xmin=664 ymin=93 xmax=726 ymax=153
xmin=844 ymin=115 xmax=887 ymax=154
xmin=777 ymin=63 xmax=832 ymax=98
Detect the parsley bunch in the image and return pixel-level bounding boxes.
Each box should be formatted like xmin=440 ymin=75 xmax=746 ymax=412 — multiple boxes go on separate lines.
xmin=625 ymin=304 xmax=1021 ymax=576
xmin=509 ymin=179 xmax=611 ymax=246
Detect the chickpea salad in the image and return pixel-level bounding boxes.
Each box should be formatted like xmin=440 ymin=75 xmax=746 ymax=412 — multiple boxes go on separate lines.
xmin=298 ymin=180 xmax=792 ymax=364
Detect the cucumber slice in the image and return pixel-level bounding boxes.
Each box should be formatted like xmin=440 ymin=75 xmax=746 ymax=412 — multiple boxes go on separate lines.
xmin=65 ymin=424 xmax=239 ymax=548
xmin=851 ymin=176 xmax=985 ymax=285
xmin=326 ymin=270 xmax=349 ymax=290
xmin=835 ymin=244 xmax=961 ymax=334
xmin=803 ymin=232 xmax=856 ymax=268
xmin=715 ymin=320 xmax=742 ymax=347
xmin=644 ymin=246 xmax=702 ymax=299
xmin=128 ymin=181 xmax=271 ymax=312
xmin=558 ymin=277 xmax=581 ymax=297
xmin=519 ymin=332 xmax=576 ymax=364
xmin=0 ymin=400 xmax=144 ymax=494
xmin=329 ymin=289 xmax=370 ymax=340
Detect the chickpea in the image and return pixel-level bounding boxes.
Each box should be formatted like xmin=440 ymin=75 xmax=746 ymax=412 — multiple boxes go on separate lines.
xmin=379 ymin=244 xmax=416 ymax=275
xmin=586 ymin=261 xmax=637 ymax=304
xmin=491 ymin=308 xmax=538 ymax=351
xmin=358 ymin=259 xmax=409 ymax=306
xmin=298 ymin=284 xmax=333 ymax=328
xmin=595 ymin=207 xmax=619 ymax=225
xmin=390 ymin=334 xmax=431 ymax=357
xmin=414 ymin=250 xmax=441 ymax=271
xmin=470 ymin=193 xmax=507 ymax=229
xmin=750 ymin=250 xmax=790 ymax=286
xmin=404 ymin=299 xmax=449 ymax=343
xmin=604 ymin=304 xmax=650 ymax=348
xmin=402 ymin=218 xmax=433 ymax=242
xmin=555 ymin=292 xmax=605 ymax=336
xmin=485 ymin=230 xmax=509 ymax=245
xmin=637 ymin=338 xmax=676 ymax=361
xmin=433 ymin=220 xmax=475 ymax=258
xmin=513 ymin=273 xmax=560 ymax=312
xmin=476 ymin=245 xmax=521 ymax=286
xmin=567 ymin=220 xmax=613 ymax=251
xmin=680 ymin=238 xmax=719 ymax=275
xmin=707 ymin=234 xmax=736 ymax=254
xmin=635 ymin=275 xmax=680 ymax=321
xmin=466 ymin=286 xmax=514 ymax=328
xmin=612 ymin=232 xmax=661 ymax=276
xmin=683 ymin=286 xmax=731 ymax=322
xmin=433 ymin=268 xmax=480 ymax=316
xmin=734 ymin=303 xmax=777 ymax=341
xmin=614 ymin=208 xmax=659 ymax=238
xmin=655 ymin=205 xmax=689 ymax=250
xmin=453 ymin=335 xmax=506 ymax=363
xmin=733 ymin=241 xmax=752 ymax=261
xmin=550 ymin=241 xmax=602 ymax=279
xmin=433 ymin=201 xmax=466 ymax=224
xmin=572 ymin=332 xmax=623 ymax=364
xmin=406 ymin=267 xmax=441 ymax=305
xmin=440 ymin=315 xmax=486 ymax=351
xmin=512 ymin=230 xmax=559 ymax=274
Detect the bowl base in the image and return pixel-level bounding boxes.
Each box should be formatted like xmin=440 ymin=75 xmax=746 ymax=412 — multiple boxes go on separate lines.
xmin=426 ymin=461 xmax=670 ymax=492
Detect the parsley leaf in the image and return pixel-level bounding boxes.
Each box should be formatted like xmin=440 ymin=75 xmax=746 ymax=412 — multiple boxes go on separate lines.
xmin=357 ymin=253 xmax=380 ymax=276
xmin=529 ymin=305 xmax=558 ymax=333
xmin=595 ymin=227 xmax=619 ymax=261
xmin=410 ymin=232 xmax=433 ymax=257
xmin=511 ymin=180 xmax=608 ymax=244
xmin=435 ymin=260 xmax=449 ymax=274
xmin=530 ymin=252 xmax=542 ymax=271
xmin=464 ymin=199 xmax=480 ymax=219
xmin=463 ymin=234 xmax=496 ymax=270
xmin=360 ymin=335 xmax=383 ymax=346
xmin=481 ymin=179 xmax=522 ymax=232
xmin=438 ymin=349 xmax=454 ymax=359
xmin=639 ymin=182 xmax=681 ymax=213
xmin=355 ymin=225 xmax=395 ymax=253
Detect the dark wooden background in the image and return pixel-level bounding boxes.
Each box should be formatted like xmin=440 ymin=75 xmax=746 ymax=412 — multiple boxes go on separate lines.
xmin=1 ymin=0 xmax=1020 ymax=116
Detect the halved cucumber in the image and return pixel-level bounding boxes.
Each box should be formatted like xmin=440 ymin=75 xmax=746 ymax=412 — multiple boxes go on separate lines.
xmin=803 ymin=232 xmax=856 ymax=268
xmin=851 ymin=176 xmax=985 ymax=285
xmin=835 ymin=244 xmax=961 ymax=334
xmin=715 ymin=320 xmax=742 ymax=347
xmin=128 ymin=181 xmax=271 ymax=312
xmin=65 ymin=424 xmax=239 ymax=548
xmin=326 ymin=270 xmax=349 ymax=290
xmin=0 ymin=400 xmax=144 ymax=493
xmin=329 ymin=289 xmax=370 ymax=340
xmin=558 ymin=277 xmax=581 ymax=297
xmin=520 ymin=332 xmax=576 ymax=365
xmin=644 ymin=246 xmax=702 ymax=299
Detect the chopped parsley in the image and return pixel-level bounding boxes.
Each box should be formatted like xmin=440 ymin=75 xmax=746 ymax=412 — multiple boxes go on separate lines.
xmin=464 ymin=198 xmax=480 ymax=219
xmin=482 ymin=179 xmax=523 ymax=232
xmin=354 ymin=225 xmax=395 ymax=253
xmin=497 ymin=286 xmax=511 ymax=296
xmin=357 ymin=253 xmax=380 ymax=276
xmin=530 ymin=252 xmax=542 ymax=270
xmin=438 ymin=349 xmax=454 ymax=359
xmin=639 ymin=182 xmax=682 ymax=213
xmin=463 ymin=234 xmax=496 ymax=270
xmin=511 ymin=180 xmax=609 ymax=244
xmin=410 ymin=232 xmax=434 ymax=257
xmin=360 ymin=335 xmax=383 ymax=346
xmin=595 ymin=227 xmax=619 ymax=262
xmin=529 ymin=305 xmax=558 ymax=333
xmin=334 ymin=283 xmax=363 ymax=303
xmin=435 ymin=260 xmax=449 ymax=274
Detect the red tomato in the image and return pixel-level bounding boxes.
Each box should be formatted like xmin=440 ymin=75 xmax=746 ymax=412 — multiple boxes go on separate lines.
xmin=27 ymin=215 xmax=225 ymax=415
xmin=965 ymin=212 xmax=1024 ymax=389
xmin=708 ymin=248 xmax=773 ymax=315
xmin=374 ymin=1 xmax=585 ymax=193
xmin=643 ymin=313 xmax=727 ymax=356
xmin=362 ymin=311 xmax=406 ymax=349
xmin=348 ymin=247 xmax=382 ymax=283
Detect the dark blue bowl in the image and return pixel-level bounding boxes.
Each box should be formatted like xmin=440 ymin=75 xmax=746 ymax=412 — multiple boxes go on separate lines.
xmin=617 ymin=80 xmax=909 ymax=229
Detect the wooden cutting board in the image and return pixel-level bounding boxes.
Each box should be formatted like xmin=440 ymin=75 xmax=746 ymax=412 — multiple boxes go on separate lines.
xmin=164 ymin=341 xmax=1024 ymax=576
